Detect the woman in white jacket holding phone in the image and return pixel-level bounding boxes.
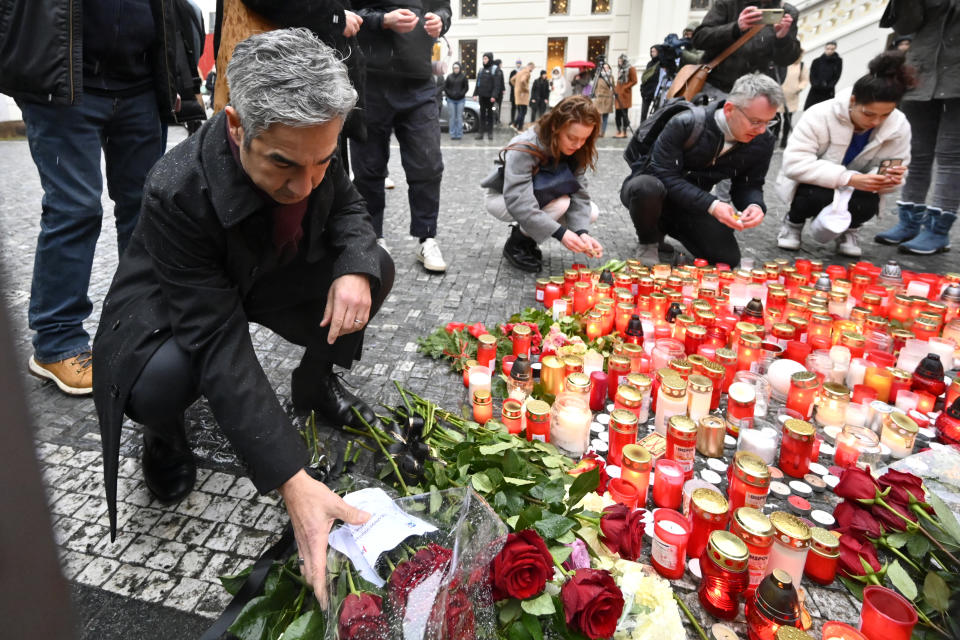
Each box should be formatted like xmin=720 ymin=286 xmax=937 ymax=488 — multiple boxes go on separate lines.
xmin=776 ymin=52 xmax=914 ymax=257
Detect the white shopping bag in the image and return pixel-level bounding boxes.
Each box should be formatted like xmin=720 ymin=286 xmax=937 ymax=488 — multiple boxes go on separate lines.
xmin=809 ymin=186 xmax=854 ymax=243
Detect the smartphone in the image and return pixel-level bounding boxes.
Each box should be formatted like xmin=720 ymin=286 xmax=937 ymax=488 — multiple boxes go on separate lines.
xmin=760 ymin=8 xmax=784 ymax=24
xmin=878 ymin=158 xmax=903 ymax=175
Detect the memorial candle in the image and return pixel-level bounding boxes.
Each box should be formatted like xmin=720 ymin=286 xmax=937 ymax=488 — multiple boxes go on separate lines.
xmin=650 ymin=508 xmax=691 ymax=579
xmin=543 ymin=279 xmax=562 ymax=309
xmin=476 ymin=333 xmax=497 ymax=369
xmin=472 ymin=389 xmax=492 ymax=425
xmin=501 ymin=399 xmax=523 ymax=435
xmin=511 ymin=324 xmax=532 ymax=357
xmin=620 ymin=444 xmax=652 ymax=506
xmin=727 ymin=381 xmax=757 ymax=436
xmin=698 ymin=531 xmax=750 ymax=620
xmin=607 ymin=408 xmax=639 ymax=467
xmin=653 ymin=459 xmax=685 ymax=509
xmin=786 ymin=371 xmax=818 ymax=419
xmin=880 ymin=411 xmax=918 ymax=459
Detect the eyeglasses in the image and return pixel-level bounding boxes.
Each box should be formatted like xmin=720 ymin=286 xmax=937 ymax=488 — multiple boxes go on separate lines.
xmin=733 ymin=104 xmax=770 ymax=129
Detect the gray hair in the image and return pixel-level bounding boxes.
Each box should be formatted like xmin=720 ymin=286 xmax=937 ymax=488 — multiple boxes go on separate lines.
xmin=727 ymin=73 xmax=785 ymax=110
xmin=227 ymin=28 xmax=357 ymax=147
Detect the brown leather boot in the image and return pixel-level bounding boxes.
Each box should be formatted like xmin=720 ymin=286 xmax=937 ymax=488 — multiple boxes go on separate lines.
xmin=28 ymin=350 xmax=93 ymax=395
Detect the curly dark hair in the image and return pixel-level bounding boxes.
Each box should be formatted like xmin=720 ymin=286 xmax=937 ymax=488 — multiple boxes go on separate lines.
xmin=852 ymin=51 xmax=918 ymax=104
xmin=535 ymin=95 xmax=601 ymax=172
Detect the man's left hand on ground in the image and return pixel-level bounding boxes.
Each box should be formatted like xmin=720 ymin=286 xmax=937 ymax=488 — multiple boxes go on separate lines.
xmin=320 ymin=274 xmax=372 ymax=344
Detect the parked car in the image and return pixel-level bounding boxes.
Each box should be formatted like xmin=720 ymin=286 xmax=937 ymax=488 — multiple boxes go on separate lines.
xmin=439 ymin=96 xmax=480 ymax=134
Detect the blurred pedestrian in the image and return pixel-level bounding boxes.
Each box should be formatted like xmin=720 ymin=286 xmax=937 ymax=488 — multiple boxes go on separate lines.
xmin=444 ymin=61 xmax=468 ymax=139
xmin=494 ymin=58 xmax=506 ymax=123
xmin=804 ymin=42 xmax=842 ymax=109
xmin=639 ymin=47 xmax=660 ymax=122
xmin=549 ymin=66 xmax=567 ymax=108
xmin=508 ymin=59 xmax=522 ymax=124
xmin=530 ymin=70 xmax=550 ymax=122
xmin=614 ymin=53 xmax=638 ymax=135
xmin=510 ymin=62 xmax=535 ymax=131
xmin=777 ymin=53 xmax=914 ymax=257
xmin=593 ymin=62 xmax=615 ymax=137
xmin=874 ymin=1 xmax=960 ymax=254
xmin=474 ymin=51 xmax=503 ymax=140
xmin=779 ymin=53 xmax=808 ymax=148
xmin=481 ymin=95 xmax=603 ymax=272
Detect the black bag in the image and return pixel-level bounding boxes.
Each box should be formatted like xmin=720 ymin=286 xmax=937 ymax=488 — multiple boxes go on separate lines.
xmin=623 ymin=97 xmax=706 ymax=167
xmin=494 ymin=142 xmax=582 ymax=207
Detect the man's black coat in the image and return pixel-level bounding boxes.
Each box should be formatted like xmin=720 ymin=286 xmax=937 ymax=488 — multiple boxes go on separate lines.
xmin=93 ymin=111 xmax=382 ymax=536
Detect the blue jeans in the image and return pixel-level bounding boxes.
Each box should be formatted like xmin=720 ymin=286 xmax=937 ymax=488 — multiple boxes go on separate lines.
xmin=19 ymin=90 xmax=163 ymax=363
xmin=900 ymin=99 xmax=960 ymax=213
xmin=449 ymin=98 xmax=465 ymax=139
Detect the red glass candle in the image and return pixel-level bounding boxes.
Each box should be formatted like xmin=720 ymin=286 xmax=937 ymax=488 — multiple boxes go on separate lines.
xmin=472 ymin=389 xmax=492 ymax=425
xmin=820 ymin=622 xmax=868 ymax=640
xmin=535 ymin=278 xmax=549 ymax=305
xmin=688 ymin=488 xmax=729 ymax=559
xmin=726 ymin=381 xmax=757 ymax=437
xmin=779 ymin=419 xmax=815 ymax=478
xmin=786 ymin=371 xmax=819 ymax=419
xmin=607 ymin=409 xmax=639 ymax=467
xmin=698 ymin=531 xmax=750 ymax=620
xmin=607 ymin=478 xmax=639 ymax=509
xmin=653 ymin=458 xmax=684 ymax=509
xmin=803 ymin=527 xmax=839 ymax=586
xmin=621 ymin=444 xmax=652 ymax=507
xmin=589 ymin=371 xmax=608 ymax=411
xmin=685 ymin=324 xmax=707 ymax=355
xmin=852 ymin=384 xmax=878 ymax=405
xmin=737 ymin=333 xmax=763 ymax=372
xmin=615 ymin=302 xmax=634 ymax=335
xmin=476 ymin=333 xmax=497 ymax=370
xmin=562 ymin=269 xmax=578 ymax=297
xmin=544 ymin=280 xmax=562 ymax=309
xmin=728 ymin=451 xmax=771 ymax=512
xmin=730 ymin=506 xmax=774 ymax=597
xmin=859 ymin=586 xmax=918 ymax=640
xmin=462 ymin=359 xmax=478 ymax=388
xmin=573 ymin=281 xmax=592 ymax=314
xmin=716 ymin=348 xmax=737 ymax=392
xmin=607 ymin=355 xmax=631 ymax=401
xmin=650 ymin=508 xmax=691 ymax=580
xmin=525 ymin=399 xmax=551 ymax=443
xmin=501 ymin=355 xmax=516 ymax=377
xmin=783 ymin=341 xmax=812 ymax=364
xmin=666 ymin=415 xmax=698 ymax=481
xmin=745 ymin=569 xmax=802 ymax=640
xmin=585 ymin=310 xmax=603 ymax=342
xmin=501 ymin=399 xmax=523 ymax=435
xmin=511 ymin=324 xmax=532 ymax=358
xmin=614 ymin=384 xmax=644 ymax=421
xmin=911 ymin=353 xmax=947 ymax=397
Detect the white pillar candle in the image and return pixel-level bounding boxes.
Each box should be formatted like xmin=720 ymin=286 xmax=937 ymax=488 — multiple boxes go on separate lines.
xmin=895 ymin=391 xmax=919 ymax=413
xmin=738 ymin=426 xmax=778 ymax=464
xmin=582 ymin=349 xmax=605 ymax=377
xmin=906 ymin=280 xmax=931 ymax=298
xmin=552 ymin=299 xmax=567 ymax=321
xmin=552 ymin=403 xmax=592 ymax=456
xmin=845 ymin=402 xmax=868 ymax=428
xmin=467 ymin=366 xmax=491 ymax=398
xmin=927 ymin=337 xmax=955 ymax=371
xmin=847 ymin=358 xmax=869 ymax=388
xmin=829 ymin=346 xmax=851 ymax=385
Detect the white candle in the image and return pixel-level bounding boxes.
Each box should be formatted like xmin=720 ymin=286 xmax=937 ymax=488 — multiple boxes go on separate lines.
xmin=552 ymin=299 xmax=567 ymax=321
xmin=552 ymin=403 xmax=591 ymax=456
xmin=906 ymin=280 xmax=931 ymax=298
xmin=582 ymin=349 xmax=605 ymax=377
xmin=895 ymin=391 xmax=919 ymax=413
xmin=845 ymin=403 xmax=868 ymax=428
xmin=829 ymin=346 xmax=851 ymax=385
xmin=847 ymin=358 xmax=869 ymax=388
xmin=738 ymin=427 xmax=778 ymax=464
xmin=927 ymin=337 xmax=955 ymax=371
xmin=467 ymin=366 xmax=491 ymax=399
xmin=659 ymin=519 xmax=686 ymax=535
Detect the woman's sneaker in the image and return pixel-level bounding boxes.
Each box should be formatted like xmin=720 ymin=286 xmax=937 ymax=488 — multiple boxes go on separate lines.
xmin=777 ymin=220 xmax=803 ymax=250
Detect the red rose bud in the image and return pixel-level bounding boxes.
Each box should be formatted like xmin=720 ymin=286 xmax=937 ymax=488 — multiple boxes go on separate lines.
xmin=832 ymin=501 xmax=882 ymax=539
xmin=445 ymin=321 xmax=466 ymax=334
xmin=468 ymin=322 xmax=488 ymax=338
xmin=838 ymin=534 xmax=882 ymax=577
xmin=878 ymin=469 xmax=927 ymax=505
xmin=871 ymin=500 xmax=918 ymax=532
xmin=560 ymin=568 xmax=625 ymax=640
xmin=599 ymin=504 xmax=646 ymax=561
xmin=834 ymin=467 xmax=880 ymax=503
xmin=491 ymin=529 xmax=554 ymax=600
xmin=388 ymin=543 xmax=453 ymax=612
xmin=338 ymin=593 xmax=388 ymax=640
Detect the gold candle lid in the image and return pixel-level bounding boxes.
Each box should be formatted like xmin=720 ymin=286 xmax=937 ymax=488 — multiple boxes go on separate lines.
xmin=687 ymin=324 xmax=707 ymax=338
xmin=887 ymin=411 xmax=919 ymax=435
xmin=669 ymin=358 xmax=693 ymax=376
xmin=839 ymin=330 xmax=865 ymax=347
xmin=661 ymin=376 xmax=688 ymax=398
xmin=473 ymin=389 xmax=491 ymax=405
xmin=733 ymin=451 xmax=771 ymax=487
xmin=716 ymin=348 xmax=736 ymax=363
xmin=565 ymin=372 xmax=592 ymax=392
xmin=809 ymin=527 xmax=840 ymax=557
xmin=667 ymin=414 xmax=697 ymax=435
xmin=502 ymin=399 xmax=522 ymax=419
xmin=616 ymin=301 xmax=634 ymax=313
xmin=828 ymin=290 xmax=847 ymax=302
xmin=707 ymin=530 xmax=749 ymax=573
xmin=776 ymin=627 xmax=813 ymax=640
xmin=772 ymin=322 xmax=796 ymax=336
xmin=541 ymin=354 xmax=562 ymax=369
xmin=562 ymin=354 xmax=584 ymax=370
xmin=739 ymin=333 xmax=762 ymax=348
xmin=478 ymin=333 xmax=497 ymax=346
xmin=512 ymin=324 xmax=532 ymax=337
xmin=703 ymin=360 xmax=725 ymax=377
xmin=550 ymin=275 xmax=564 ymax=284
xmin=610 ymin=408 xmax=639 ymax=433
xmin=689 ymin=374 xmax=713 ymax=394
xmin=563 ymin=269 xmax=578 ymax=279
xmin=769 ymin=511 xmax=811 ymax=548
xmin=616 ymin=384 xmax=642 ymax=405
xmin=622 ymin=342 xmax=644 ymax=357
xmin=464 ymin=359 xmax=478 ymax=369
xmin=733 ymin=507 xmax=774 ymax=542
xmin=687 ymin=353 xmax=708 ymax=368
xmin=609 ymin=354 xmax=631 ymax=369
xmin=790 ymin=370 xmax=819 ymax=389
xmin=692 ymin=488 xmax=728 ymax=515
xmin=525 ymin=399 xmax=551 ymax=417
xmin=821 ymin=382 xmax=850 ymax=401
xmin=621 ymin=444 xmax=651 ymax=472
xmin=783 ymin=418 xmax=816 ymax=439
xmin=536 ymin=278 xmax=550 ymax=286
xmin=625 ymin=373 xmax=652 ymax=392
xmin=887 ymin=367 xmax=912 ymax=383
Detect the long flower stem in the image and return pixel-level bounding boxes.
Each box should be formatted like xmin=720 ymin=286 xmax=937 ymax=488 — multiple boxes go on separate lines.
xmin=553 ymin=558 xmax=571 ymax=577
xmin=673 ymin=593 xmax=709 ymax=640
xmin=915 ymin=608 xmax=949 ymax=637
xmin=345 ymin=563 xmax=357 ymax=595
xmin=879 ymin=540 xmax=924 ymax=573
xmin=878 ymin=498 xmax=960 ymax=570
xmin=282 ymin=565 xmax=312 ymax=589
xmin=356 ymin=408 xmax=410 ymax=496
xmin=914 ymin=503 xmax=949 ymax=535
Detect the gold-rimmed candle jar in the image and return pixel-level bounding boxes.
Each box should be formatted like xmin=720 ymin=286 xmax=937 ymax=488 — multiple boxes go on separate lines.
xmin=666 ymin=415 xmax=698 ymax=480
xmin=540 ymin=355 xmax=564 ymax=396
xmin=780 ymin=419 xmax=816 ymax=478
xmin=881 ymin=411 xmax=919 ymax=459
xmin=804 ymin=526 xmax=840 ymax=586
xmin=815 ymin=382 xmax=850 ymax=429
xmin=729 ymin=450 xmax=771 ymax=512
xmin=697 ymin=415 xmax=726 ymax=458
xmin=608 ymin=408 xmax=639 ymax=467
xmin=764 ymin=511 xmax=811 ymax=588
xmin=730 ymin=507 xmax=775 ymax=597
xmin=565 ymin=372 xmax=592 ymax=397
xmin=620 ymin=444 xmax=652 ymax=505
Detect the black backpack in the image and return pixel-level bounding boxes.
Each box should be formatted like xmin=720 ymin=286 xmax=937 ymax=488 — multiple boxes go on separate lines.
xmin=623 ymin=97 xmax=707 ymax=167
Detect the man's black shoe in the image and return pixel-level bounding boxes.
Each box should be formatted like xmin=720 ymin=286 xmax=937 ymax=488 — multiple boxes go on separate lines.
xmin=502 ymin=226 xmax=542 ymax=272
xmin=292 ymin=367 xmax=378 ymax=429
xmin=142 ymin=419 xmax=196 ymax=503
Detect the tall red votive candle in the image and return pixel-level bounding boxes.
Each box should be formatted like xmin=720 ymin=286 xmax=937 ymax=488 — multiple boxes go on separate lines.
xmin=650 ymin=508 xmax=691 ymax=580
xmin=653 ymin=459 xmax=685 ymax=509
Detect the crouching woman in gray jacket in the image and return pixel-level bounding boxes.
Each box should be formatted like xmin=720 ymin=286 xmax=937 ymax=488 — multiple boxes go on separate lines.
xmin=481 ymin=95 xmax=603 ymax=272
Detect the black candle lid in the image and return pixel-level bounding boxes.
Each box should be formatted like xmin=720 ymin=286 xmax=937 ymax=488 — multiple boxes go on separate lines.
xmin=916 ymin=353 xmax=944 ymax=380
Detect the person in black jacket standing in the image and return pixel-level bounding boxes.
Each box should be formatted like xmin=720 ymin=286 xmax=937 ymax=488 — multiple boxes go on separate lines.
xmin=0 ymin=0 xmax=205 ymax=397
xmin=530 ymin=70 xmax=550 ymax=122
xmin=444 ymin=61 xmax=469 ymax=139
xmin=804 ymin=42 xmax=842 ymax=109
xmin=351 ymin=0 xmax=452 ymax=271
xmin=474 ymin=52 xmax=503 ymax=140
xmin=619 ymin=74 xmax=783 ymax=267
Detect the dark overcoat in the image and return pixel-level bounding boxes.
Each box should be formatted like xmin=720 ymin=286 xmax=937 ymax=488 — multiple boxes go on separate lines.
xmin=93 ymin=110 xmax=382 ymax=536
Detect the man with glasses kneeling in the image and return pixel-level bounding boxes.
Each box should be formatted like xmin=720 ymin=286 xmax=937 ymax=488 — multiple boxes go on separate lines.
xmin=620 ymin=73 xmax=783 ymax=267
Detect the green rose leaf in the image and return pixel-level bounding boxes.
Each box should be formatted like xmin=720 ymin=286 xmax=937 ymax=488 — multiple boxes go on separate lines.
xmin=533 ymin=512 xmax=576 ymax=541
xmin=472 ymin=472 xmax=495 ymax=494
xmin=506 ymin=619 xmax=533 ymax=640
xmin=499 ymin=598 xmax=522 ymax=625
xmin=521 ymin=592 xmax=557 ymax=616
xmin=521 ymin=612 xmax=545 ymax=640
xmin=927 ymin=491 xmax=960 ymax=545
xmin=550 ymin=544 xmax=573 ymax=565
xmin=281 ymin=610 xmax=325 ymax=640
xmin=556 ymin=530 xmax=576 ymax=544
xmin=885 ymin=532 xmax=910 ymax=549
xmin=923 ymin=572 xmax=950 ymax=613
xmin=887 ymin=560 xmax=918 ymax=601
xmin=504 ymin=477 xmax=536 ymax=486
xmin=907 ymin=532 xmax=931 ymax=558
xmin=839 ymin=575 xmax=865 ymax=601
xmin=530 ymin=478 xmax=566 ymax=504
xmin=479 ymin=441 xmax=515 ymax=455
xmin=566 ymin=467 xmax=600 ymax=512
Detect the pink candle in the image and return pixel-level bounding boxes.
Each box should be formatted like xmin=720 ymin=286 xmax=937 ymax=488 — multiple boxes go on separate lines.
xmin=589 ymin=371 xmax=608 ymax=411
xmin=653 ymin=459 xmax=685 ymax=509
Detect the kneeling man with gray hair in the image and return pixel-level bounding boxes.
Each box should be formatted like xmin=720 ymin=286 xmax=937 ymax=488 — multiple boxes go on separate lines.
xmin=620 ymin=73 xmax=784 ymax=266
xmin=93 ymin=28 xmax=392 ymax=598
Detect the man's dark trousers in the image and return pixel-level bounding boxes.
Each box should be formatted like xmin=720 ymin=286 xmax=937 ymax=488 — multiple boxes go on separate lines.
xmin=351 ymin=77 xmax=443 ymax=239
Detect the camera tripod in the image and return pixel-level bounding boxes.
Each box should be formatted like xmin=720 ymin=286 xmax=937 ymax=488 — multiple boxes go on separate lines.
xmin=589 ymin=59 xmax=634 ymax=136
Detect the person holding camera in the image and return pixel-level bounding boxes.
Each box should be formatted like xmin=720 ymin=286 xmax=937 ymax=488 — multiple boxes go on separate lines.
xmin=776 ymin=53 xmax=914 ymax=257
xmin=692 ymin=0 xmax=800 ymax=98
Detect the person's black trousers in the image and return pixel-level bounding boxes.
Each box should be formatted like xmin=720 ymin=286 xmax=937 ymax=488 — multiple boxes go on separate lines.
xmin=787 ymin=183 xmax=880 ymax=228
xmin=125 ymin=247 xmax=395 ymax=428
xmin=514 ymin=104 xmax=528 ymax=129
xmin=351 ymin=77 xmax=443 ymax=239
xmin=530 ymin=102 xmax=546 ymax=122
xmin=616 ymin=107 xmax=631 ymax=129
xmin=478 ymin=99 xmax=495 ymax=135
xmin=639 ymin=100 xmax=652 ymax=122
xmin=779 ymin=110 xmax=793 ymax=148
xmin=804 ymin=86 xmax=835 ymax=110
xmin=620 ymin=173 xmax=742 ymax=266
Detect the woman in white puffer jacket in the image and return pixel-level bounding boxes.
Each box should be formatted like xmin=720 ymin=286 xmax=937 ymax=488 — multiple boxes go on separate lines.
xmin=775 ymin=52 xmax=914 ymax=257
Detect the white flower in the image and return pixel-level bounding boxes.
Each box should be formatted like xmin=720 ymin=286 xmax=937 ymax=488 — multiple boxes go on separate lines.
xmin=610 ymin=560 xmax=686 ymax=640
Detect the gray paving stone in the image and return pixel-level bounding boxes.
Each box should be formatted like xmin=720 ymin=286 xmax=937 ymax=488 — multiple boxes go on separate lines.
xmin=119 ymin=534 xmax=164 ymax=565
xmin=199 ymin=496 xmax=240 ymax=522
xmin=102 ymin=564 xmax=155 ymax=598
xmin=200 ymin=471 xmax=235 ymax=495
xmin=144 ymin=540 xmax=189 ymax=573
xmin=176 ymin=547 xmax=214 ymax=579
xmin=75 ymin=557 xmax=121 ymax=588
xmin=203 ymin=522 xmax=244 ymax=553
xmin=163 ymin=576 xmax=212 ymax=613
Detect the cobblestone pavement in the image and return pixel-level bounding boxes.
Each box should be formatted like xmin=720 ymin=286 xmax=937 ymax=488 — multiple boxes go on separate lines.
xmin=2 ymin=122 xmax=955 ymax=638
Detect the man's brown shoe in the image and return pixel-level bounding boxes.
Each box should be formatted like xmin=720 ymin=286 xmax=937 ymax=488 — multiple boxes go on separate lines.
xmin=28 ymin=351 xmax=93 ymax=395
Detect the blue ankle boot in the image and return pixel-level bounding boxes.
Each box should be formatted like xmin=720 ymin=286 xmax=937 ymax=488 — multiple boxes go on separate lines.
xmin=874 ymin=201 xmax=926 ymax=245
xmin=899 ymin=209 xmax=956 ymax=255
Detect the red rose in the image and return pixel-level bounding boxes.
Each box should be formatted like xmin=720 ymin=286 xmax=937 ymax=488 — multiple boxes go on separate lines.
xmin=442 ymin=586 xmax=476 ymax=638
xmin=878 ymin=469 xmax=927 ymax=504
xmin=838 ymin=534 xmax=882 ymax=577
xmin=599 ymin=504 xmax=646 ymax=561
xmin=834 ymin=467 xmax=880 ymax=502
xmin=445 ymin=321 xmax=466 ymax=334
xmin=338 ymin=593 xmax=388 ymax=640
xmin=491 ymin=529 xmax=554 ymax=600
xmin=388 ymin=543 xmax=452 ymax=612
xmin=468 ymin=322 xmax=488 ymax=339
xmin=561 ymin=569 xmax=625 ymax=640
xmin=871 ymin=500 xmax=918 ymax=532
xmin=833 ymin=501 xmax=882 ymax=539
xmin=568 ymin=452 xmax=608 ymax=495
